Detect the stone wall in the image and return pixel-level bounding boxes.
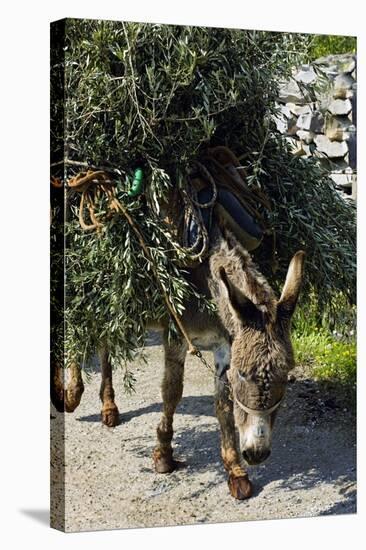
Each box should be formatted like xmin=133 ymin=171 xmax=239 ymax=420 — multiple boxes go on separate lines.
xmin=276 ymin=54 xmax=357 ymax=200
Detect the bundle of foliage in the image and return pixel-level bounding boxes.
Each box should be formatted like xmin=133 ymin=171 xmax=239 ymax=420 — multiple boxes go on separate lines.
xmin=51 ymin=20 xmax=356 ymax=377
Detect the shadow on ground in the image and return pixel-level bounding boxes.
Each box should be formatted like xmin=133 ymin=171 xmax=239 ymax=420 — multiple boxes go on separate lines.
xmin=74 ymin=375 xmax=356 ymax=511
xmin=77 ymin=394 xmax=215 ymax=424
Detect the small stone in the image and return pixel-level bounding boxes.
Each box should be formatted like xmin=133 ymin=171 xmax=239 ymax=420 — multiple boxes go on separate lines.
xmin=314 ymin=54 xmax=356 ymax=75
xmin=339 ymin=56 xmax=356 ymax=74
xmin=297 ymin=112 xmax=312 ymax=131
xmin=296 ymin=130 xmax=314 ymax=144
xmin=297 ymin=110 xmax=324 ymax=133
xmin=325 ymin=115 xmax=352 ymax=138
xmin=294 ymin=66 xmax=317 ymax=85
xmin=288 ymin=103 xmax=311 ymax=117
xmin=309 ymin=111 xmax=325 ymax=133
xmin=314 ymin=134 xmax=348 ymax=158
xmin=278 ymin=103 xmax=292 ymax=118
xmin=273 ymin=104 xmax=300 ymax=134
xmin=332 ymin=88 xmax=353 ymax=101
xmin=333 ymin=73 xmax=355 ymax=99
xmin=278 ymin=80 xmax=307 ymax=104
xmin=335 ymin=73 xmax=355 ymax=90
xmin=274 ymin=114 xmax=288 ymax=134
xmin=328 ymin=99 xmax=352 ymax=116
xmin=326 ymin=128 xmax=349 ymax=142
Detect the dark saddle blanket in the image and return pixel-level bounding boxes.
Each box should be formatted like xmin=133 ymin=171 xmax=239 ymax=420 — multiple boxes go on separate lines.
xmin=188 ymin=186 xmax=263 ymax=252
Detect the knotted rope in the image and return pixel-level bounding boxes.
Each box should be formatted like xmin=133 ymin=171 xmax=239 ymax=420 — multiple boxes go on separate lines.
xmin=178 ymin=161 xmax=218 ymax=263
xmin=58 ymin=169 xmax=199 ymax=355
xmin=51 ymin=146 xmax=274 ymax=352
xmin=176 ymin=147 xmax=273 ymax=265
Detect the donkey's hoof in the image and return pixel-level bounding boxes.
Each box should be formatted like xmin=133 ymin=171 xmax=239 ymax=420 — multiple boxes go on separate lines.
xmin=228 ymin=475 xmax=253 ymax=500
xmin=101 ymin=404 xmax=120 ymax=427
xmin=65 ymin=386 xmax=84 ymax=413
xmin=153 ymin=449 xmax=175 ymax=473
xmin=65 ymin=364 xmax=84 ymax=412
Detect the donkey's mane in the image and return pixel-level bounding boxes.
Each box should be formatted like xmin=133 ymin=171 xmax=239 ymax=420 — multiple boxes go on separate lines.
xmin=208 ymin=233 xmax=291 ymax=409
xmin=209 ymin=232 xmax=277 ymax=322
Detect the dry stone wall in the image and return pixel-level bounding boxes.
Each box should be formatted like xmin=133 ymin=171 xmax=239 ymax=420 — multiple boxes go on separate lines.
xmin=276 ymin=54 xmax=357 ymax=200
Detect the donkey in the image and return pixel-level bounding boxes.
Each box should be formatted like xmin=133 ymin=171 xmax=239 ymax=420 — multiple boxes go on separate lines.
xmin=56 ymin=230 xmax=305 ymax=499
xmin=152 ymin=233 xmax=305 ymax=499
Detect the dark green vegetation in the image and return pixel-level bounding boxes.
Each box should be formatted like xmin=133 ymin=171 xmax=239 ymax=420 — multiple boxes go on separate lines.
xmin=51 ymin=20 xmax=356 ymax=384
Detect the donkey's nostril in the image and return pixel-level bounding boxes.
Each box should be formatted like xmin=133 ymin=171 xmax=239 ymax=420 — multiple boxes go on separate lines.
xmin=242 ymin=448 xmax=271 ymax=465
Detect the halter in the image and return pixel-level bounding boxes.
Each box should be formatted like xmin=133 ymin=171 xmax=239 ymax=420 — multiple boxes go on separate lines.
xmin=233 ymin=393 xmax=283 ymax=417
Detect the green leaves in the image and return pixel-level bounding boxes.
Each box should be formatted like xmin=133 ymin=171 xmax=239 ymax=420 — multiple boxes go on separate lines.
xmin=51 ymin=21 xmax=356 ymax=380
xmin=63 ymin=186 xmax=199 ymax=371
xmin=308 ymin=35 xmax=356 ymax=58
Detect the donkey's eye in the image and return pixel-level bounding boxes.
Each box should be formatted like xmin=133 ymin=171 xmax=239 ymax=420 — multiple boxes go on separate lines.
xmin=237 ymin=371 xmax=247 ymax=382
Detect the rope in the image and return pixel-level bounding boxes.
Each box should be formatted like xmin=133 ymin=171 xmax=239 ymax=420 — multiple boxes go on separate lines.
xmin=62 ymin=169 xmax=199 ymax=355
xmin=113 ymin=200 xmax=199 ymax=355
xmin=51 ymin=176 xmax=63 ymax=188
xmin=179 ymin=187 xmax=211 ymax=262
xmin=55 ymin=146 xmax=274 ymax=354
xmin=177 ymin=163 xmax=218 ymax=263
xmin=190 ymin=161 xmax=218 ymax=208
xmin=175 ymin=147 xmax=273 ymax=266
xmin=67 ymin=170 xmax=116 ymax=231
xmin=164 ymin=162 xmax=218 ymax=266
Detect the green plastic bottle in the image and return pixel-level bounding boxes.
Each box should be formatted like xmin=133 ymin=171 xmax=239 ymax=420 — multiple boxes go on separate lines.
xmin=128 ymin=168 xmax=144 ymax=197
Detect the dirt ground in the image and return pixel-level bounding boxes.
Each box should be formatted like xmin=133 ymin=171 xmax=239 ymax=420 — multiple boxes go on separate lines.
xmin=51 ymin=340 xmax=356 ymax=533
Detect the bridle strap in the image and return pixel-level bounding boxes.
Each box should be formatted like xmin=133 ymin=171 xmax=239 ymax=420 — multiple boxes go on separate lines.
xmin=234 ymin=394 xmax=283 ymax=417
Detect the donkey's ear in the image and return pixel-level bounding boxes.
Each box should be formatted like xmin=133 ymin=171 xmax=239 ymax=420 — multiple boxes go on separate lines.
xmin=218 ymin=267 xmax=261 ymax=323
xmin=277 ymin=251 xmax=305 ymax=319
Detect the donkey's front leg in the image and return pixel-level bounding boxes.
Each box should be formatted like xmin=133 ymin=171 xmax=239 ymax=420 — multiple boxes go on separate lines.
xmin=153 ymin=336 xmax=187 ymax=473
xmin=215 ymin=362 xmax=252 ymax=499
xmin=99 ymin=348 xmax=120 ymax=427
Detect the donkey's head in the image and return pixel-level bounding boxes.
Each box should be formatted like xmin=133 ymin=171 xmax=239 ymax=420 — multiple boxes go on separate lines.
xmin=210 ymin=235 xmax=305 ymax=466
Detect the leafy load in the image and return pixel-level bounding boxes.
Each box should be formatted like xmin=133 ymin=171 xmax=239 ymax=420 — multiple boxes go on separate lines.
xmin=50 ymin=20 xmax=356 ymax=377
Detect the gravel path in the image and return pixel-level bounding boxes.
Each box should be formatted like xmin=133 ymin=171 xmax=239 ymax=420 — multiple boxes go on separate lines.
xmin=51 ymin=343 xmax=356 ymax=532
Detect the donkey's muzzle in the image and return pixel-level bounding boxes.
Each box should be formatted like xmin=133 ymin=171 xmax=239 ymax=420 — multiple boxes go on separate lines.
xmin=242 ymin=448 xmax=271 ymax=465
